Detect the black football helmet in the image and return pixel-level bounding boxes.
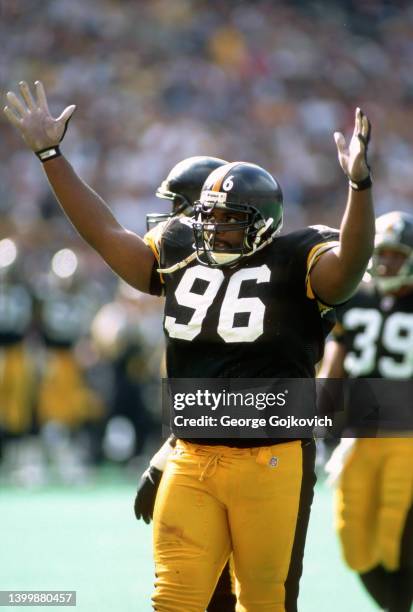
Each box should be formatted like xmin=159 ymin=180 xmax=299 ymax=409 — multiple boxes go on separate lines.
xmin=146 ymin=156 xmax=227 ymax=231
xmin=370 ymin=211 xmax=413 ymax=292
xmin=193 ymin=161 xmax=283 ymax=267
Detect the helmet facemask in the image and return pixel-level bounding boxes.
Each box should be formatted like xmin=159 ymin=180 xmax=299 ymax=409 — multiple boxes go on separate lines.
xmin=193 ymin=191 xmax=281 ymax=267
xmin=146 ymin=191 xmax=192 ymax=231
xmin=369 ymin=212 xmax=413 ymax=293
xmin=370 ymin=244 xmax=413 ymax=293
xmin=146 ymin=156 xmax=228 ymax=231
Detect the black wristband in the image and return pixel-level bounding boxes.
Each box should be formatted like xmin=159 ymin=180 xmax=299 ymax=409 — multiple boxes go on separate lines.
xmin=35 ymin=146 xmax=62 ymax=163
xmin=349 ymin=175 xmax=372 ymax=191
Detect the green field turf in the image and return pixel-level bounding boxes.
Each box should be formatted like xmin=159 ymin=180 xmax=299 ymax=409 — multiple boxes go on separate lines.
xmin=0 ymin=471 xmax=376 ymax=611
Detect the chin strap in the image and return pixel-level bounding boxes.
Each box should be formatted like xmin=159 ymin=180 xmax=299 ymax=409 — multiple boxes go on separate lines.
xmin=156 ymin=217 xmax=281 ymax=273
xmin=242 ymin=217 xmax=282 ymax=260
xmin=250 ymin=217 xmax=274 ymax=250
xmin=216 ymin=224 xmax=280 ymax=266
xmin=244 ymin=232 xmax=275 ymax=259
xmin=156 ymin=251 xmax=198 ymax=274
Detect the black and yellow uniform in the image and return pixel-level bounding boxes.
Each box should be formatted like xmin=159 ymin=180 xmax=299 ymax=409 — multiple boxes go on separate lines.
xmin=37 ymin=286 xmax=103 ymax=428
xmin=145 ymin=217 xmax=338 ymax=611
xmin=334 ymin=283 xmax=413 ymax=379
xmin=0 ymin=279 xmax=34 ymax=435
xmin=332 ymin=284 xmax=413 ymax=610
xmin=151 ymin=217 xmax=336 ymax=373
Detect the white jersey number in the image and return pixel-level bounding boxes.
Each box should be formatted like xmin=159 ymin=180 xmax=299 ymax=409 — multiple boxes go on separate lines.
xmin=164 ymin=266 xmax=224 ymax=341
xmin=343 ymin=308 xmax=413 ymax=377
xmin=164 ymin=264 xmax=271 ymax=343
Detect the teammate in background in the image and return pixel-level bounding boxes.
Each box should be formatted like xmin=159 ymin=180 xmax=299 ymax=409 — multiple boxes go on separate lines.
xmin=4 ymin=81 xmax=374 ymax=611
xmin=320 ymin=211 xmax=413 ymax=612
xmin=146 ymin=156 xmax=226 ymax=231
xmin=35 ymin=247 xmax=104 ymax=482
xmin=91 ymin=282 xmax=162 ymax=463
xmin=0 ymin=236 xmax=35 ymax=482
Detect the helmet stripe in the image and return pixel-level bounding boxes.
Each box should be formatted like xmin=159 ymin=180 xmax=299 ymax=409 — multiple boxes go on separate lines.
xmin=211 ymin=162 xmax=242 ymax=191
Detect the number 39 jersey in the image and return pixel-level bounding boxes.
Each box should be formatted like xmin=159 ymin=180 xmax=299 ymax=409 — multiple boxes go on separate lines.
xmin=333 ymin=284 xmax=413 ymax=378
xmin=145 ymin=217 xmax=339 ymax=379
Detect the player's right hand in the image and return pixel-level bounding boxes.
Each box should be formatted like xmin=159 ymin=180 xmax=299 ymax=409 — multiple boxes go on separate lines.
xmin=3 ymin=80 xmax=75 ymax=154
xmin=134 ymin=466 xmax=163 ymax=524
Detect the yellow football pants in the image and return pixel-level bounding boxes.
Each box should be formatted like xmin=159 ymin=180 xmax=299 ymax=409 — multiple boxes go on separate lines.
xmin=335 ymin=437 xmax=413 ymax=572
xmin=37 ymin=349 xmax=103 ymax=428
xmin=0 ymin=344 xmax=34 ymax=434
xmin=152 ymin=439 xmax=315 ymax=612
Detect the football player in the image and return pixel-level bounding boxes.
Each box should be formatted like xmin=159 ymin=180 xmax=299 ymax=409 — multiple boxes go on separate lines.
xmin=36 ymin=247 xmax=103 ymax=430
xmin=34 ymin=247 xmax=104 ymax=482
xmin=0 ymin=236 xmax=35 ymax=478
xmin=4 ymin=81 xmax=374 ymax=611
xmin=320 ymin=211 xmax=413 ymax=612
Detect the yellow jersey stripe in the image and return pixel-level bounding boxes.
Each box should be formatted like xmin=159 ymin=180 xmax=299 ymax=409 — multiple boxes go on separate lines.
xmin=305 ymin=240 xmax=339 ymax=307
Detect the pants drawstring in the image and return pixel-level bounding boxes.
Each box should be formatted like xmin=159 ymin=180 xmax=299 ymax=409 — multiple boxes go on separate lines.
xmin=199 ymin=454 xmax=221 ymax=482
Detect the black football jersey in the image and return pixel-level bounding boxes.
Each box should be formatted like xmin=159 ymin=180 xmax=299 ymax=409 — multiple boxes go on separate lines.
xmin=151 ymin=217 xmax=338 ymax=379
xmin=334 ymin=283 xmax=413 ymax=379
xmin=146 ymin=217 xmax=339 ymax=446
xmin=148 ymin=217 xmax=340 ymax=376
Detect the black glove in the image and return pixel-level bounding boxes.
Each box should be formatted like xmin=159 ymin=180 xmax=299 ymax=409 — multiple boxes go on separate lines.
xmin=134 ymin=466 xmax=163 ymax=524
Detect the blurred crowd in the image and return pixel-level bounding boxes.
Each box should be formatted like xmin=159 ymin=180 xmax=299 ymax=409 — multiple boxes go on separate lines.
xmin=1 ymin=0 xmax=413 ymax=482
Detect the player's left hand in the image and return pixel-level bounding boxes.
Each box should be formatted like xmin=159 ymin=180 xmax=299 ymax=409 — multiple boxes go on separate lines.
xmin=334 ymin=107 xmax=371 ymax=184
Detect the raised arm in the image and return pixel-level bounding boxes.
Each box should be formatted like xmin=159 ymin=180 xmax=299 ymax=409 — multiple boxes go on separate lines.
xmin=4 ymin=81 xmax=155 ymax=293
xmin=310 ymin=108 xmax=375 ymax=304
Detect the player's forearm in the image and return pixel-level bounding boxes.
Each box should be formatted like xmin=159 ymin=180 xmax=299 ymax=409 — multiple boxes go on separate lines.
xmin=310 ymin=186 xmax=374 ymax=304
xmin=336 ymin=185 xmax=375 ymax=293
xmin=43 ymin=156 xmax=121 ymax=252
xmin=315 ymin=106 xmax=374 ymax=302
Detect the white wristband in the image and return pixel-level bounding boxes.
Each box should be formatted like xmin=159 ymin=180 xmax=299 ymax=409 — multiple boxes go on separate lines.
xmin=149 ymin=440 xmax=174 ymax=471
xmin=36 ymin=146 xmax=62 ymax=162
